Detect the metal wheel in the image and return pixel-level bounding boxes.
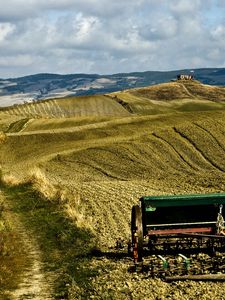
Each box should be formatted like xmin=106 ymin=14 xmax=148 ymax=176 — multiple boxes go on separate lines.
xmin=131 ymin=205 xmax=143 ymax=262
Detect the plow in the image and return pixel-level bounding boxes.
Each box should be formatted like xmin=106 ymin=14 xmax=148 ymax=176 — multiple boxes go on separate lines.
xmin=130 ymin=193 xmax=225 ymax=281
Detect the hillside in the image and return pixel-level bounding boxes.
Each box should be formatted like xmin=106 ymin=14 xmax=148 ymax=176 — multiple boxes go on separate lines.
xmin=0 ymin=95 xmax=129 ymax=119
xmin=1 ymin=80 xmax=225 ymax=122
xmin=1 ymin=68 xmax=225 ymax=107
xmin=1 ymin=80 xmax=225 ymax=298
xmin=110 ymin=80 xmax=225 ymax=114
xmin=1 ymin=80 xmax=225 ymax=242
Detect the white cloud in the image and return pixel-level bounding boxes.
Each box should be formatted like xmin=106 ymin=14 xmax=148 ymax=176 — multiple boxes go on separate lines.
xmin=170 ymin=0 xmax=202 ymax=15
xmin=0 ymin=54 xmax=35 ymax=67
xmin=0 ymin=22 xmax=15 ymax=41
xmin=211 ymin=25 xmax=225 ymax=40
xmin=0 ymin=0 xmax=143 ymax=20
xmin=0 ymin=0 xmax=224 ymax=77
xmin=140 ymin=15 xmax=178 ymax=40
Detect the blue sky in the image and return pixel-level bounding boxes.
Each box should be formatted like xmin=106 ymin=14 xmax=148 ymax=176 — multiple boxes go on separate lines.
xmin=0 ymin=0 xmax=225 ymax=78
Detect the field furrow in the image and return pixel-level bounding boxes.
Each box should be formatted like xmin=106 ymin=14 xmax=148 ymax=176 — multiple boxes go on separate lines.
xmin=152 ymin=131 xmax=197 ymax=172
xmin=80 ymin=160 xmax=126 ymax=181
xmin=174 ymin=126 xmax=225 ymax=173
xmin=40 ymin=101 xmax=50 ymax=117
xmin=3 ymin=80 xmax=225 ymax=299
xmin=52 ymin=100 xmax=64 ymax=117
xmin=46 ymin=101 xmax=56 ymax=117
xmin=194 ymin=121 xmax=225 ymax=153
xmin=148 ymin=134 xmax=191 ymax=174
xmin=36 ymin=102 xmax=46 ymax=117
xmin=16 ymin=105 xmax=25 ymax=116
xmin=26 ymin=104 xmax=34 ymax=117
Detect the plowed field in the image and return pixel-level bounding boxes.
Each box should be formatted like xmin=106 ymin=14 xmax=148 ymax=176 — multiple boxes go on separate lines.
xmin=1 ymin=80 xmax=225 ymax=299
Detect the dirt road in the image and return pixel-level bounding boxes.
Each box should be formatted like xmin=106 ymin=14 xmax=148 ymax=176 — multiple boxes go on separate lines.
xmin=1 ymin=191 xmax=55 ymax=300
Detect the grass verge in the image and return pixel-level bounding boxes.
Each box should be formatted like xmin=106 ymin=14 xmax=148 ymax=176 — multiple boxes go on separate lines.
xmin=1 ymin=182 xmax=101 ymax=299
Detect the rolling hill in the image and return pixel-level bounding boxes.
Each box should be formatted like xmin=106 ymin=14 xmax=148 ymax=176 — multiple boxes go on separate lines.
xmin=1 ymin=79 xmax=225 ymax=121
xmin=1 ymin=79 xmax=225 ymax=243
xmin=1 ymin=79 xmax=225 ymax=299
xmin=1 ymin=68 xmax=225 ymax=107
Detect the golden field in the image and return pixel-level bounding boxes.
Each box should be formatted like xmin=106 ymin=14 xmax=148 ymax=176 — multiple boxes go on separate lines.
xmin=1 ymin=80 xmax=225 ymax=299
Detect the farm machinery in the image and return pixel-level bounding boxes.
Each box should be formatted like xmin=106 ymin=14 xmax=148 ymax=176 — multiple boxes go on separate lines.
xmin=130 ymin=193 xmax=225 ymax=280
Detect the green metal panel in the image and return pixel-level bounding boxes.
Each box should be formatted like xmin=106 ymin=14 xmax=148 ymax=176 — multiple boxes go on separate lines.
xmin=140 ymin=193 xmax=225 ymax=210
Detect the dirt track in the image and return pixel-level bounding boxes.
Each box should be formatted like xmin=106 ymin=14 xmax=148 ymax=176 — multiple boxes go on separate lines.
xmin=1 ymin=192 xmax=55 ymax=300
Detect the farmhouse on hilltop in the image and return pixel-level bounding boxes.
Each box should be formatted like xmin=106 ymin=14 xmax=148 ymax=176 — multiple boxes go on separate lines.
xmin=177 ymin=74 xmax=194 ymax=80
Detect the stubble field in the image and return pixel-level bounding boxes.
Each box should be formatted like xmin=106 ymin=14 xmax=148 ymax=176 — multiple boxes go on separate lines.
xmin=1 ymin=80 xmax=225 ymax=299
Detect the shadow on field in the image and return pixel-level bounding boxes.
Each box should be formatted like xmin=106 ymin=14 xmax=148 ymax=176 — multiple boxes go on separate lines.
xmin=87 ymin=248 xmax=129 ymax=260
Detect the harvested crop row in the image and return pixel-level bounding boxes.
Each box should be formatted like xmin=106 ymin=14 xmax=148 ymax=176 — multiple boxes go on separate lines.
xmin=175 ymin=123 xmax=225 ymax=172
xmin=2 ymin=95 xmax=130 ymax=118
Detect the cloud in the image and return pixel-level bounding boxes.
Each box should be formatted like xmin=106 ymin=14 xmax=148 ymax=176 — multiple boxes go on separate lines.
xmin=169 ymin=0 xmax=202 ymax=15
xmin=0 ymin=0 xmax=143 ymax=21
xmin=211 ymin=25 xmax=225 ymax=40
xmin=0 ymin=0 xmax=225 ymax=77
xmin=0 ymin=54 xmax=34 ymax=67
xmin=140 ymin=15 xmax=178 ymax=40
xmin=0 ymin=22 xmax=15 ymax=42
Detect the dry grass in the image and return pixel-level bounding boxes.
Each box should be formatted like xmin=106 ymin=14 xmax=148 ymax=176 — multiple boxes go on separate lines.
xmin=0 ymin=131 xmax=7 ymax=143
xmin=28 ymin=167 xmax=89 ymax=229
xmin=1 ymin=174 xmax=26 ymax=186
xmin=1 ymin=110 xmax=225 ymax=247
xmin=1 ymin=80 xmax=225 ymax=298
xmin=20 ymin=116 xmax=117 ymax=132
xmin=28 ymin=167 xmax=60 ymax=199
xmin=1 ymin=95 xmax=129 ymax=118
xmin=0 ymin=193 xmax=4 ymax=231
xmin=1 ymin=80 xmax=225 ymax=122
xmin=109 ymin=80 xmax=225 ymax=115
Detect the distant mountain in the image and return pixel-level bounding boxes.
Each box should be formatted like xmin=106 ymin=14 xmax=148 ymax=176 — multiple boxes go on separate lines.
xmin=0 ymin=68 xmax=225 ymax=107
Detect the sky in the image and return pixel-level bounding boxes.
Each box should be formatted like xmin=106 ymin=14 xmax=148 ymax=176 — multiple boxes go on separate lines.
xmin=0 ymin=0 xmax=225 ymax=78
